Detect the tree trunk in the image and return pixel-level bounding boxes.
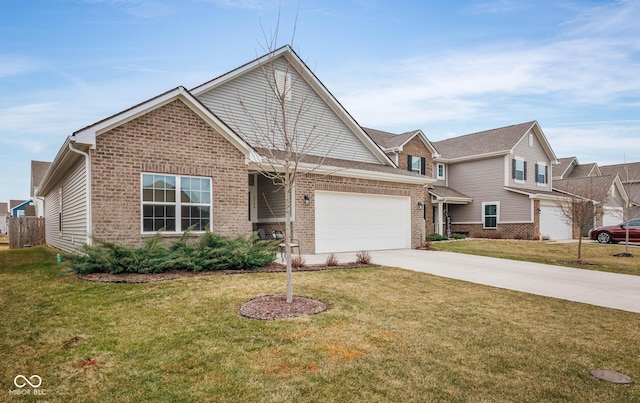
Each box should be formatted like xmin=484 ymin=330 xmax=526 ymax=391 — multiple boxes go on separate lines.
xmin=284 ymin=171 xmax=293 ymax=303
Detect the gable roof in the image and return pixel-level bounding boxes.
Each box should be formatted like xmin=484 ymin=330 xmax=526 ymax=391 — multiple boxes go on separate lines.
xmin=363 ymin=127 xmax=440 ymax=157
xmin=553 ymin=175 xmax=627 ymax=204
xmin=569 ymin=162 xmax=601 ymax=178
xmin=39 ymin=86 xmax=260 ymax=196
xmin=432 ymin=121 xmax=557 ymax=163
xmin=191 ymin=45 xmax=395 ymax=167
xmin=554 ymin=157 xmax=577 ymax=179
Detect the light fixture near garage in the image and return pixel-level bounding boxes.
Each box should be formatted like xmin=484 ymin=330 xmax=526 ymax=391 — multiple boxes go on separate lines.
xmin=417 ymin=201 xmax=424 ymax=210
xmin=303 ymin=195 xmax=310 ymax=205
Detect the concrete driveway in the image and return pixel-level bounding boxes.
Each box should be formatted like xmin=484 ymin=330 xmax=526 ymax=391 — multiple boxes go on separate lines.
xmin=303 ymin=249 xmax=640 ymax=314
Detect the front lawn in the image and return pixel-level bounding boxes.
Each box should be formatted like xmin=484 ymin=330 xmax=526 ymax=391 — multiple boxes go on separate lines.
xmin=432 ymin=239 xmax=640 ymax=276
xmin=1 ymin=246 xmax=639 ymax=402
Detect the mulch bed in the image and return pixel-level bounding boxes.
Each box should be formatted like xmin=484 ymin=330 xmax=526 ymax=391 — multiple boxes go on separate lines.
xmin=239 ymin=294 xmax=328 ymax=320
xmin=76 ymin=261 xmax=374 ymax=283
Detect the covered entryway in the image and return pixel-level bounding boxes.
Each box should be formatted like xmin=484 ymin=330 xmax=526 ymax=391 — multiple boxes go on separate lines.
xmin=539 ymin=201 xmax=573 ymax=240
xmin=314 ymin=191 xmax=411 ymax=253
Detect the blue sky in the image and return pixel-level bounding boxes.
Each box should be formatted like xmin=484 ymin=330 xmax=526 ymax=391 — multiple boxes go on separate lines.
xmin=1 ymin=0 xmax=639 ymax=204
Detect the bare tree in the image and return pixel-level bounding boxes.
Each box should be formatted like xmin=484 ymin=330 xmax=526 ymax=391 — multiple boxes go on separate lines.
xmin=229 ymin=27 xmax=345 ymax=303
xmin=554 ymin=177 xmax=610 ymax=261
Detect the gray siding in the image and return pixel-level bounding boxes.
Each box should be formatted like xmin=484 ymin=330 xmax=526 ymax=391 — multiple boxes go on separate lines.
xmin=447 ymin=157 xmax=531 ymax=223
xmin=257 ymin=174 xmax=286 ymax=220
xmin=197 ymin=57 xmax=381 ymax=164
xmin=509 ymin=130 xmax=552 ymax=191
xmin=44 ymin=159 xmax=87 ymax=252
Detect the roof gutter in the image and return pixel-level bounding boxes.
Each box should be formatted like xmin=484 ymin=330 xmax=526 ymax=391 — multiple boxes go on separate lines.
xmin=68 ymin=142 xmax=92 ymax=246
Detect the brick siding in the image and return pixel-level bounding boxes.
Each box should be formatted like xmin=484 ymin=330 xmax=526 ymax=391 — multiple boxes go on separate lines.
xmin=90 ymin=99 xmax=251 ymax=247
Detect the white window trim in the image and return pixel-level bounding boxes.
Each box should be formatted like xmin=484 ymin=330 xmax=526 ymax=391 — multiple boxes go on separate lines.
xmin=514 ymin=157 xmax=526 ymax=184
xmin=140 ymin=173 xmax=212 ymax=234
xmin=536 ymin=161 xmax=548 ymax=187
xmin=437 ymin=163 xmax=445 ymax=180
xmin=482 ymin=201 xmax=500 ymax=229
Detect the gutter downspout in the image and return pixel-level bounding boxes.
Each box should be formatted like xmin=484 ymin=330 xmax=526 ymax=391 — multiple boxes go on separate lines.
xmin=68 ymin=142 xmax=92 ymax=246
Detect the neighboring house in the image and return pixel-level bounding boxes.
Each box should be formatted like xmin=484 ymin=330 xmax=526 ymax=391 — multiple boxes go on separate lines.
xmin=31 ymin=160 xmax=52 ymax=217
xmin=37 ymin=45 xmax=433 ymax=254
xmin=600 ymin=162 xmax=640 ymax=220
xmin=429 ymin=121 xmax=563 ymax=239
xmin=10 ymin=199 xmax=33 ymax=218
xmin=553 ymin=175 xmax=629 ymax=235
xmin=554 ymin=157 xmax=631 ymax=230
xmin=0 ymin=202 xmax=8 ymax=234
xmin=364 ymin=127 xmax=440 ymax=233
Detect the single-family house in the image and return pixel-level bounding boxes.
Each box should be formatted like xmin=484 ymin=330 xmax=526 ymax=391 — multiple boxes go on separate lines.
xmin=553 ymin=175 xmax=629 ymax=235
xmin=429 ymin=121 xmax=565 ymax=239
xmin=10 ymin=199 xmax=33 ymax=218
xmin=600 ymin=162 xmax=640 ymax=220
xmin=36 ymin=45 xmax=434 ymax=254
xmin=553 ymin=157 xmax=631 ymax=231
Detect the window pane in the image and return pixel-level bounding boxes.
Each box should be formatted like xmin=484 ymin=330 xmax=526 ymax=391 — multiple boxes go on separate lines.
xmin=485 ymin=217 xmax=497 ymax=228
xmin=485 ymin=205 xmax=496 ymax=215
xmin=142 ymin=174 xmax=154 ymax=188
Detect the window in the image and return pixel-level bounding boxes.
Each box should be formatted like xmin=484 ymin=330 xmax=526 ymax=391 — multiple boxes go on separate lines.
xmin=408 ymin=155 xmax=426 ymax=175
xmin=535 ymin=163 xmax=548 ymax=184
xmin=437 ymin=163 xmax=445 ymax=180
xmin=275 ymin=69 xmax=292 ymax=101
xmin=142 ymin=174 xmax=211 ymax=233
xmin=512 ymin=158 xmax=526 ymax=181
xmin=483 ymin=202 xmax=498 ymax=229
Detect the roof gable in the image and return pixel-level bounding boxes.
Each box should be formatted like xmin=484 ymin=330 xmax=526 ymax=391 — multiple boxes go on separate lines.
xmin=191 ymin=45 xmax=394 ymax=167
xmin=364 ymin=127 xmax=439 ymax=156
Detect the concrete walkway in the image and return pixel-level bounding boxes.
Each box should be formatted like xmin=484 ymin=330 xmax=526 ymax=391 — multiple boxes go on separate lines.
xmin=302 ymin=249 xmax=640 ymax=314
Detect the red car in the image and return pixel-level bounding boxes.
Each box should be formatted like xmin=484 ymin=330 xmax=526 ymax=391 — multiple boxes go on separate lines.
xmin=589 ymin=219 xmax=640 ymax=244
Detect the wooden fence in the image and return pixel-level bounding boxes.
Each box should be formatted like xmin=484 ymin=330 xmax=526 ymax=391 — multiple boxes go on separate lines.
xmin=8 ymin=217 xmax=45 ymax=249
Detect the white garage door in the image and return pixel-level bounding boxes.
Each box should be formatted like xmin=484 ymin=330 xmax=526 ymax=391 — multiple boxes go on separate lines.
xmin=315 ymin=191 xmax=411 ymax=253
xmin=603 ymin=207 xmax=623 ymax=226
xmin=539 ymin=201 xmax=573 ymax=240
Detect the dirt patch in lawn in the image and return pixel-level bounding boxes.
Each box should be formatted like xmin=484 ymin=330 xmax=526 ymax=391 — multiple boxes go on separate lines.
xmin=77 ymin=262 xmax=374 ymax=284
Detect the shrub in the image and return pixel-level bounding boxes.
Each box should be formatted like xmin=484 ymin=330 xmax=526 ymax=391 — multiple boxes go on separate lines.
xmin=291 ymin=255 xmax=306 ymax=268
xmin=70 ymin=231 xmax=278 ymax=274
xmin=452 ymin=233 xmax=466 ymax=240
xmin=325 ymin=253 xmax=339 ymax=266
xmin=356 ymin=250 xmax=372 ymax=265
xmin=426 ymin=233 xmax=448 ymax=242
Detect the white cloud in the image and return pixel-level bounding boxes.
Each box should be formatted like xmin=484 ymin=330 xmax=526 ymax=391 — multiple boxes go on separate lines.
xmin=0 ymin=56 xmax=43 ymax=78
xmin=546 ymin=121 xmax=640 ymax=164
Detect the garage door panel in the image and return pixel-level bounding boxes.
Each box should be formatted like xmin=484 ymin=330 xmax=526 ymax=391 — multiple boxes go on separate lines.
xmin=315 ymin=191 xmax=410 ymax=253
xmin=539 ymin=202 xmax=572 ymax=240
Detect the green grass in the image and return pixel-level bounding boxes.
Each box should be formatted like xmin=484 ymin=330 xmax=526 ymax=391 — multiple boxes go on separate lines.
xmin=432 ymin=239 xmax=640 ymax=276
xmin=1 ymin=246 xmax=639 ymax=402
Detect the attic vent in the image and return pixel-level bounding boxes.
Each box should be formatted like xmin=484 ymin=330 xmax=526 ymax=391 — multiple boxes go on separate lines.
xmin=275 ymin=69 xmax=292 ymax=101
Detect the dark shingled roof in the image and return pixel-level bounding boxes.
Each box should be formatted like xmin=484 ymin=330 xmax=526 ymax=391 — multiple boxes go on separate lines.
xmin=553 ymin=175 xmax=617 ymax=202
xmin=363 ymin=127 xmax=421 ymax=150
xmin=432 ymin=121 xmax=536 ymax=160
xmin=429 ymin=186 xmax=472 ymax=201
